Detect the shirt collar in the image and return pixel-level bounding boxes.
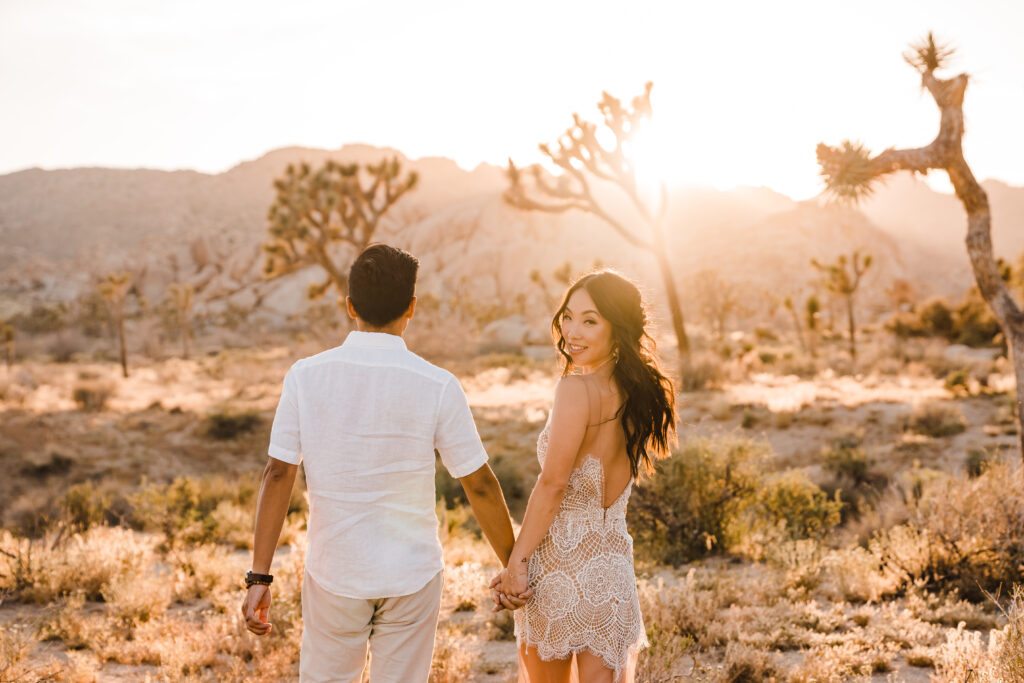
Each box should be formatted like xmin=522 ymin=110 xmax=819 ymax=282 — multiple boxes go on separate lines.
xmin=342 ymin=330 xmax=408 ymax=351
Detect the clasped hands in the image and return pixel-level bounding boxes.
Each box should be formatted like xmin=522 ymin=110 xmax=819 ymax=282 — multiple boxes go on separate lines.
xmin=489 ymin=565 xmax=533 ymax=612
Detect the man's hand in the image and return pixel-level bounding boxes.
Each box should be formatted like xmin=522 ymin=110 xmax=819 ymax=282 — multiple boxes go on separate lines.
xmin=241 ymin=584 xmax=273 ymax=636
xmin=489 ymin=572 xmax=533 ymax=613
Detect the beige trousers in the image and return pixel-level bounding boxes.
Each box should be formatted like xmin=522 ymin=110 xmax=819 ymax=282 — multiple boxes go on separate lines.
xmin=299 ymin=570 xmax=443 ymax=683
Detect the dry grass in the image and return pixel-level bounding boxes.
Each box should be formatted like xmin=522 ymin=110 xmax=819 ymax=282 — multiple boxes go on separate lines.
xmin=3 ymin=352 xmax=1023 ymax=680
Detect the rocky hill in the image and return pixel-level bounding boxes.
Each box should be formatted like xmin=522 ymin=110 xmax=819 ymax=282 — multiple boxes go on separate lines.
xmin=1 ymin=144 xmax=1020 ymax=327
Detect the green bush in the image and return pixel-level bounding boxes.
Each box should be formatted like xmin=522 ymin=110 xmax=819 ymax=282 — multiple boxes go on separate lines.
xmin=629 ymin=437 xmax=766 ymax=565
xmin=753 ymin=470 xmax=842 ymax=541
xmin=125 ymin=473 xmax=306 ymax=548
xmin=907 ymin=401 xmax=967 ymax=438
xmin=72 ymin=380 xmax=113 ymax=411
xmin=203 ymin=410 xmax=262 ymax=439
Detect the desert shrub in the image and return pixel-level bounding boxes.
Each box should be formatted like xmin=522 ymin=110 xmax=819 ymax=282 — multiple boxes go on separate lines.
xmin=127 ymin=474 xmax=270 ymax=547
xmin=678 ymin=352 xmax=724 ymax=392
xmin=0 ymin=527 xmax=154 ymax=604
xmin=429 ymin=622 xmax=477 ymax=681
xmin=823 ymin=445 xmax=871 ymax=485
xmin=636 ymin=623 xmax=696 ymax=682
xmin=740 ymin=410 xmax=757 ymax=429
xmin=72 ymin=379 xmax=114 ymax=411
xmin=203 ymin=409 xmax=262 ymax=439
xmin=918 ymin=299 xmax=956 ymax=338
xmin=907 ymin=401 xmax=967 ymax=438
xmin=943 ymin=367 xmax=971 ymax=395
xmin=773 ymin=410 xmax=795 ymax=429
xmin=629 ymin=437 xmax=766 ymax=565
xmin=966 ymin=447 xmax=993 ymax=478
xmin=954 ymin=290 xmax=1003 ymax=348
xmin=870 ymin=462 xmax=1024 ymax=600
xmin=720 ymin=642 xmax=780 ymax=682
xmin=637 ymin=570 xmax=725 ymax=643
xmin=757 ymin=351 xmax=777 ymax=365
xmin=59 ymin=481 xmax=114 ymax=532
xmin=751 ymin=470 xmax=842 ymax=542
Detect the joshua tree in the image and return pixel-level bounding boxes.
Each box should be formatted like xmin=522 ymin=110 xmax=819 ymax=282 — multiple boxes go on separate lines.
xmin=505 ymin=83 xmax=691 ymax=357
xmin=263 ymin=158 xmax=418 ymax=305
xmin=816 ymin=32 xmax=1024 ymax=458
xmin=811 ymin=251 xmax=872 ymax=360
xmin=2 ymin=323 xmax=13 ymax=372
xmin=783 ymin=296 xmax=808 ymax=355
xmin=168 ymin=282 xmax=195 ymax=359
xmin=806 ymin=294 xmax=821 ymax=358
xmin=99 ymin=271 xmax=132 ymax=378
xmin=692 ymin=269 xmax=741 ymax=343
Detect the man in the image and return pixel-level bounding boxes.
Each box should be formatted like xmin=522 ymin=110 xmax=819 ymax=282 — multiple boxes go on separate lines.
xmin=241 ymin=244 xmax=525 ymax=682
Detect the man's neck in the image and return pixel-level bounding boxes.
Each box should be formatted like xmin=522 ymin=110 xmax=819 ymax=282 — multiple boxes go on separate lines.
xmin=355 ymin=323 xmax=405 ymax=338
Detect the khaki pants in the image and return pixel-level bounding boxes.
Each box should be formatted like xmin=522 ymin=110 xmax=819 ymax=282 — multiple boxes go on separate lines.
xmin=299 ymin=570 xmax=443 ymax=683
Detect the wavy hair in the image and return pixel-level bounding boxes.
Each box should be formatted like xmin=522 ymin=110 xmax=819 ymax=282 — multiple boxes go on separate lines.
xmin=552 ymin=270 xmax=677 ymax=479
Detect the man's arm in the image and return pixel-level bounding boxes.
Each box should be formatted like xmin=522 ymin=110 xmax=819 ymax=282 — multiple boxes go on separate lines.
xmin=458 ymin=464 xmax=515 ymax=566
xmin=251 ymin=456 xmax=299 ymax=573
xmin=242 ymin=456 xmax=298 ymax=636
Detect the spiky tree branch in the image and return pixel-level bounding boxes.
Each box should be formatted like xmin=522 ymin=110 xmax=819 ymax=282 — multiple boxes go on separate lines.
xmin=263 ymin=157 xmax=418 ymax=304
xmin=505 ymin=83 xmax=690 ymax=356
xmin=99 ymin=271 xmax=132 ymax=378
xmin=816 ymin=32 xmax=1024 ymax=457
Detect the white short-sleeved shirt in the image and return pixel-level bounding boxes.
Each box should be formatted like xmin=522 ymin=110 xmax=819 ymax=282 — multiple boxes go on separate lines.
xmin=268 ymin=330 xmax=488 ymax=599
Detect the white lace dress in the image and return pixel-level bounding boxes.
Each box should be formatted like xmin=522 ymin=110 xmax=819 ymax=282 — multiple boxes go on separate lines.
xmin=513 ymin=422 xmax=648 ymax=679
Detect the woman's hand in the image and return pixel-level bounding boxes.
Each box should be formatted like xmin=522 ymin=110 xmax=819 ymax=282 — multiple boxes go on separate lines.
xmin=489 ymin=568 xmax=533 ymax=612
xmin=241 ymin=584 xmax=273 ymax=636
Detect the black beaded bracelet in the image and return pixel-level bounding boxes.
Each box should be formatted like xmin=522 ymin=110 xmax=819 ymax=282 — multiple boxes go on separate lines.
xmin=245 ymin=571 xmax=274 ymax=588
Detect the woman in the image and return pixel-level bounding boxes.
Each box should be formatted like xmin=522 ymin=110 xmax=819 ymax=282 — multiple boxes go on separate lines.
xmin=493 ymin=271 xmax=676 ymax=682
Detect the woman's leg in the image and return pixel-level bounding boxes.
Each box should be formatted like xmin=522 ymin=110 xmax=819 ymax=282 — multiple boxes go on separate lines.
xmin=576 ymin=651 xmax=619 ymax=683
xmin=519 ymin=643 xmax=573 ymax=683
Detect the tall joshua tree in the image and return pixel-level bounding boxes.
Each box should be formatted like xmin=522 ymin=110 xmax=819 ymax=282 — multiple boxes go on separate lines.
xmin=783 ymin=296 xmax=808 ymax=355
xmin=263 ymin=158 xmax=418 ymax=304
xmin=99 ymin=271 xmax=132 ymax=378
xmin=168 ymin=282 xmax=195 ymax=359
xmin=2 ymin=323 xmax=13 ymax=373
xmin=811 ymin=251 xmax=872 ymax=360
xmin=505 ymin=83 xmax=690 ymax=357
xmin=816 ymin=33 xmax=1024 ymax=457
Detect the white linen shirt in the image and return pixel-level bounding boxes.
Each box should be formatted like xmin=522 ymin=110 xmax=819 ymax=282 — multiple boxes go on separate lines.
xmin=268 ymin=330 xmax=488 ymax=599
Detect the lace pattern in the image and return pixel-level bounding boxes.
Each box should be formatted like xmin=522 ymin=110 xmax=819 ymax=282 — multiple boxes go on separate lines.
xmin=514 ymin=423 xmax=648 ymax=678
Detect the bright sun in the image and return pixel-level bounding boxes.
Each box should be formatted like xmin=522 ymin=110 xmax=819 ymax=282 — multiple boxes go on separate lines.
xmin=627 ymin=120 xmax=683 ymax=194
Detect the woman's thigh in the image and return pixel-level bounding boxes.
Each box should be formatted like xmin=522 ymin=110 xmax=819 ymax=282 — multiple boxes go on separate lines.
xmin=576 ymin=651 xmax=617 ymax=683
xmin=519 ymin=643 xmax=573 ymax=683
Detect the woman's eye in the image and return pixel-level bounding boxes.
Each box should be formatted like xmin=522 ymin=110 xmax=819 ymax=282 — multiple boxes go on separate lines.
xmin=584 ymin=319 xmax=596 ymax=326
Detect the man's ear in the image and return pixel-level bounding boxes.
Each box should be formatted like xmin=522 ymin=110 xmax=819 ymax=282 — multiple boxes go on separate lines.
xmin=345 ymin=297 xmax=359 ymax=321
xmin=405 ymin=296 xmax=417 ymax=320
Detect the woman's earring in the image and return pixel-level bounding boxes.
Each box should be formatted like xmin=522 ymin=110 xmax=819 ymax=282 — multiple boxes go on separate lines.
xmin=612 ymin=345 xmax=620 ymax=363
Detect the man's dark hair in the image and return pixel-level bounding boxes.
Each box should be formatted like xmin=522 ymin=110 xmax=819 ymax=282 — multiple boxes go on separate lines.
xmin=348 ymin=244 xmax=419 ymax=327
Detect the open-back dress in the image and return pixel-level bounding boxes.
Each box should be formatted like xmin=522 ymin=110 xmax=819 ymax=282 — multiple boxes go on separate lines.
xmin=513 ymin=376 xmax=648 ymax=681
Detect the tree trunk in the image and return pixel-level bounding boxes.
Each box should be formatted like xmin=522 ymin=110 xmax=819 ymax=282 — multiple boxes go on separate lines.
xmin=179 ymin=307 xmax=191 ymax=360
xmin=846 ymin=294 xmax=857 ymax=360
xmin=1011 ymin=333 xmax=1024 ymax=457
xmin=789 ymin=309 xmax=808 ymax=354
xmin=650 ymin=221 xmax=690 ymax=357
xmin=117 ymin=314 xmax=128 ymax=378
xmin=4 ymin=341 xmax=11 ymax=372
xmin=948 ymin=152 xmax=1024 ymax=462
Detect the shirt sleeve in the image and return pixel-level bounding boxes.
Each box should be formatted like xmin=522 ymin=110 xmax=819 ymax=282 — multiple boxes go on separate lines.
xmin=268 ymin=367 xmax=301 ymax=464
xmin=434 ymin=375 xmax=488 ymax=479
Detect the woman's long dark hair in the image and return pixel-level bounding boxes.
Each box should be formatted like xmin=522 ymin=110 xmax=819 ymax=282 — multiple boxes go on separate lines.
xmin=552 ymin=270 xmax=677 ymax=479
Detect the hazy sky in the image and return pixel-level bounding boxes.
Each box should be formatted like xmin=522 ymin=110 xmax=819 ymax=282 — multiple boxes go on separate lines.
xmin=2 ymin=0 xmax=1022 ymax=199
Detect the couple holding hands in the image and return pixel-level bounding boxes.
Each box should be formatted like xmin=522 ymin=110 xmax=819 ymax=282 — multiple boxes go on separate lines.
xmin=241 ymin=243 xmax=675 ymax=682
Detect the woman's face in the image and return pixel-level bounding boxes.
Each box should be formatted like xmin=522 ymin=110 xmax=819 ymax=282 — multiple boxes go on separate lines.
xmin=559 ymin=288 xmax=614 ymax=370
